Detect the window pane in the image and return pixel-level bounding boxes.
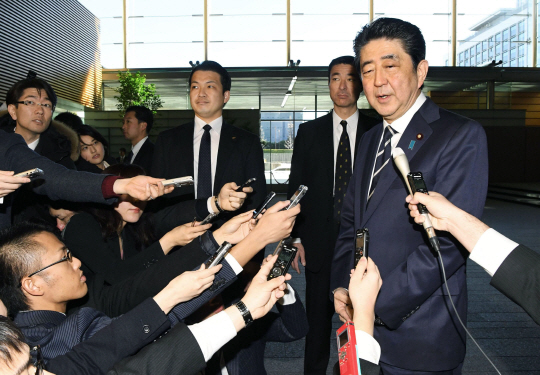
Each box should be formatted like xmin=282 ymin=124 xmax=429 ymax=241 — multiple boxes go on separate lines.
xmin=208 ymin=0 xmax=286 ymax=66
xmin=374 ymin=0 xmax=451 ymax=66
xmin=126 ymin=0 xmax=204 ymax=68
xmin=291 ymin=0 xmax=370 ymax=66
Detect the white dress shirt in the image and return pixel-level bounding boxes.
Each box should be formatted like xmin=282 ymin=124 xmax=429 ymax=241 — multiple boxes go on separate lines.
xmin=366 ymin=93 xmax=427 ymax=199
xmin=193 ymin=116 xmax=223 ymax=198
xmin=188 ymin=282 xmax=297 ymax=369
xmin=469 ymin=228 xmax=519 ymax=276
xmin=129 ymin=136 xmax=148 ymax=164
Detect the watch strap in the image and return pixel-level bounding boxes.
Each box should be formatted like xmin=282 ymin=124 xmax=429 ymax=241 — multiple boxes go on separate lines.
xmin=235 ymin=300 xmax=253 ymax=327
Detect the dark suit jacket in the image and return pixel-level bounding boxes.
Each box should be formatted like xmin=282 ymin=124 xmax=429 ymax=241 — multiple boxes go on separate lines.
xmin=107 ymin=322 xmax=205 ymax=375
xmin=20 ymin=298 xmax=170 ymax=374
xmin=130 ymin=137 xmax=154 ymax=175
xmin=491 ymin=244 xmax=540 ymax=325
xmin=333 ymin=359 xmax=380 ymax=375
xmin=331 ymin=98 xmax=489 ymax=371
xmin=288 ymin=110 xmax=379 ymax=272
xmin=209 ymin=289 xmax=309 ymax=375
xmin=0 ymin=131 xmax=111 ymax=229
xmin=63 ymin=198 xmax=207 ymax=284
xmin=152 ymin=121 xmax=266 ymax=223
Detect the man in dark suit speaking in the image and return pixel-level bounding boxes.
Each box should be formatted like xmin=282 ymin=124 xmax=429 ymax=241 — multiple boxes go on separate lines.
xmin=330 ymin=18 xmax=489 ymax=374
xmin=152 ymin=61 xmax=266 ymax=222
xmin=287 ymin=56 xmax=378 ymax=374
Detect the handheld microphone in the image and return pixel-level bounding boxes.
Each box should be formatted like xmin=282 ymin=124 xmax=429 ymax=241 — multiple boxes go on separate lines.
xmin=392 ymin=147 xmax=440 ymax=252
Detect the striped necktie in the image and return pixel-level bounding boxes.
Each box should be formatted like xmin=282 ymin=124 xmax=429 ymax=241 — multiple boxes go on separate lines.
xmin=368 ymin=125 xmax=397 ymax=201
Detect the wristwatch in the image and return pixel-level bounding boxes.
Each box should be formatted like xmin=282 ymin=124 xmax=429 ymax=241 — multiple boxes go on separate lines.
xmin=235 ymin=300 xmax=254 ymax=327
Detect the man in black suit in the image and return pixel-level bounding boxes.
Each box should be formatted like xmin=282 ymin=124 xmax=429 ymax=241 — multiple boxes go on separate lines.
xmin=152 ymin=61 xmax=266 ymax=222
xmin=123 ymin=105 xmax=155 ymax=174
xmin=287 ymin=56 xmax=379 ymax=374
xmin=407 ymin=191 xmax=540 ymax=325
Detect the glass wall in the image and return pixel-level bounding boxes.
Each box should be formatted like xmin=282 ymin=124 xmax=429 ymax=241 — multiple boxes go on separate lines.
xmin=81 ymin=0 xmax=538 ymax=69
xmin=374 ymin=0 xmax=452 ymax=66
xmin=290 ymin=0 xmax=370 ymax=66
xmin=127 ymin=0 xmax=204 ymax=68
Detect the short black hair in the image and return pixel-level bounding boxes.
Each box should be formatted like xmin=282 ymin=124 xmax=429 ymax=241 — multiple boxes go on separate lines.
xmin=0 ymin=223 xmax=58 ymax=317
xmin=0 ymin=316 xmax=27 ymax=365
xmin=77 ymin=125 xmax=110 ymax=155
xmin=328 ymin=56 xmax=357 ymax=82
xmin=189 ymin=61 xmax=231 ymax=93
xmin=125 ymin=105 xmax=154 ymax=134
xmin=353 ymin=17 xmax=426 ymax=72
xmin=54 ymin=112 xmax=83 ymax=131
xmin=5 ymin=78 xmax=57 ymax=110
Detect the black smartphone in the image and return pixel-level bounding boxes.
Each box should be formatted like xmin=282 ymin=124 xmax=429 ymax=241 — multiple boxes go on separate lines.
xmin=252 ymin=191 xmax=276 ymax=219
xmin=200 ymin=212 xmax=218 ymax=225
xmin=280 ymin=185 xmax=308 ymax=211
xmin=407 ymin=172 xmax=430 ymax=214
xmin=15 ymin=168 xmax=44 ymax=179
xmin=353 ymin=228 xmax=369 ymax=268
xmin=268 ymin=241 xmax=298 ymax=280
xmin=236 ymin=178 xmax=256 ymax=192
xmin=205 ymin=242 xmax=232 ymax=268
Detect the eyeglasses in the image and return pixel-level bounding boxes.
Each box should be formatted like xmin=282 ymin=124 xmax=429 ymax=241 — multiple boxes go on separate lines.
xmin=31 ymin=345 xmax=45 ymax=375
xmin=27 ymin=249 xmax=72 ymax=278
xmin=16 ymin=100 xmax=54 ymax=111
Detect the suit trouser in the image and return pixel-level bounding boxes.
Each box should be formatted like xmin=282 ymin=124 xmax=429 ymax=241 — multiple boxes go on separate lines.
xmin=304 ymin=262 xmax=335 ymax=375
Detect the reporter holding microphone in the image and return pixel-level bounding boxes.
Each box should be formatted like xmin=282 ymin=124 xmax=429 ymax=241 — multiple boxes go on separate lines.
xmin=407 ymin=192 xmax=540 ymax=325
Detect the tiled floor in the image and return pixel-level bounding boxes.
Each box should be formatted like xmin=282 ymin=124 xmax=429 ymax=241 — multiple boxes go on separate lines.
xmin=263 ymin=198 xmax=540 ymax=374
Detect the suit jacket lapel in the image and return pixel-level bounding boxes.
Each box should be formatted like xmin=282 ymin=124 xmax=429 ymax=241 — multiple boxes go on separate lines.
xmin=321 ymin=113 xmax=335 ymax=191
xmin=362 ymin=100 xmax=436 ymax=223
xmin=178 ymin=122 xmax=195 ymax=177
xmin=214 ymin=123 xmax=236 ymax=195
xmin=359 ymin=125 xmax=383 ymax=217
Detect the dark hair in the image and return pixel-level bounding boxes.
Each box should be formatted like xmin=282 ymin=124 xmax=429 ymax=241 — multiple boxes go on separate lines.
xmin=0 ymin=223 xmax=58 ymax=317
xmin=125 ymin=105 xmax=154 ymax=134
xmin=328 ymin=56 xmax=357 ymax=81
xmin=119 ymin=147 xmax=126 ymax=153
xmin=5 ymin=78 xmax=57 ymax=109
xmin=77 ymin=125 xmax=110 ymax=157
xmin=54 ymin=112 xmax=84 ymax=131
xmin=0 ymin=316 xmax=27 ymax=364
xmin=86 ymin=164 xmax=155 ymax=251
xmin=353 ymin=17 xmax=426 ymax=72
xmin=189 ymin=61 xmax=231 ymax=93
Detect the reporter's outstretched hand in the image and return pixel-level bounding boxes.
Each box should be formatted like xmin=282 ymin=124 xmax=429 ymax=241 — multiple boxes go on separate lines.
xmin=241 ymin=254 xmax=292 ymax=320
xmin=213 ymin=210 xmax=254 ymax=245
xmin=406 ymin=191 xmax=455 ymax=232
xmin=153 ymin=264 xmax=222 ymax=314
xmin=114 ymin=176 xmax=174 ymax=201
xmin=349 ymin=257 xmax=382 ymax=336
xmin=217 ymin=182 xmax=254 ymax=211
xmin=160 ymin=222 xmax=212 ymax=254
xmin=249 ymin=200 xmax=300 ymax=246
xmin=0 ymin=171 xmax=30 ymax=198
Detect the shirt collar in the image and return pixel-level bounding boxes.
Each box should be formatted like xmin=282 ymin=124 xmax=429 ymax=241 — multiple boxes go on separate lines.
xmin=332 ymin=109 xmax=359 ymax=128
xmin=27 ymin=137 xmax=39 ymax=151
xmin=382 ymin=92 xmax=427 ymax=133
xmin=131 ymin=136 xmax=148 ymax=154
xmin=194 ymin=115 xmax=223 ymax=134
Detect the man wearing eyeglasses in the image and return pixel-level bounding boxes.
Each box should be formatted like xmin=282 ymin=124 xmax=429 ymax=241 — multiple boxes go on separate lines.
xmin=0 ymin=77 xmax=80 ymax=226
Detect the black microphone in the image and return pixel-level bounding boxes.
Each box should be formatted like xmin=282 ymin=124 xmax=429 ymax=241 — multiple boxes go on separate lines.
xmin=392 ymin=147 xmax=441 ymax=252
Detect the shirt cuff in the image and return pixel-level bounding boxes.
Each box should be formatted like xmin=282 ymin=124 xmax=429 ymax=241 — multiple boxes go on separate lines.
xmin=207 ymin=197 xmax=215 ymax=214
xmin=469 ymin=228 xmax=519 ymax=276
xmin=292 ymin=238 xmax=301 ymax=244
xmin=101 ymin=176 xmax=121 ymax=198
xmin=277 ymin=284 xmax=296 ymax=306
xmin=355 ymin=330 xmax=381 ymax=365
xmin=0 ymin=197 xmax=3 ymax=204
xmin=225 ymin=253 xmax=243 ymax=275
xmin=188 ymin=310 xmax=237 ymax=362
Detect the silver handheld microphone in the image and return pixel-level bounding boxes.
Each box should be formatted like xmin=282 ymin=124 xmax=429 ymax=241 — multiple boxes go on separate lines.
xmin=392 ymin=147 xmax=440 ymax=251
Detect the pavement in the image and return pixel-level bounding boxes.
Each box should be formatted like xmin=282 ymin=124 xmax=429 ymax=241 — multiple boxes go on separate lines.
xmin=262 ymin=197 xmax=540 ymax=374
